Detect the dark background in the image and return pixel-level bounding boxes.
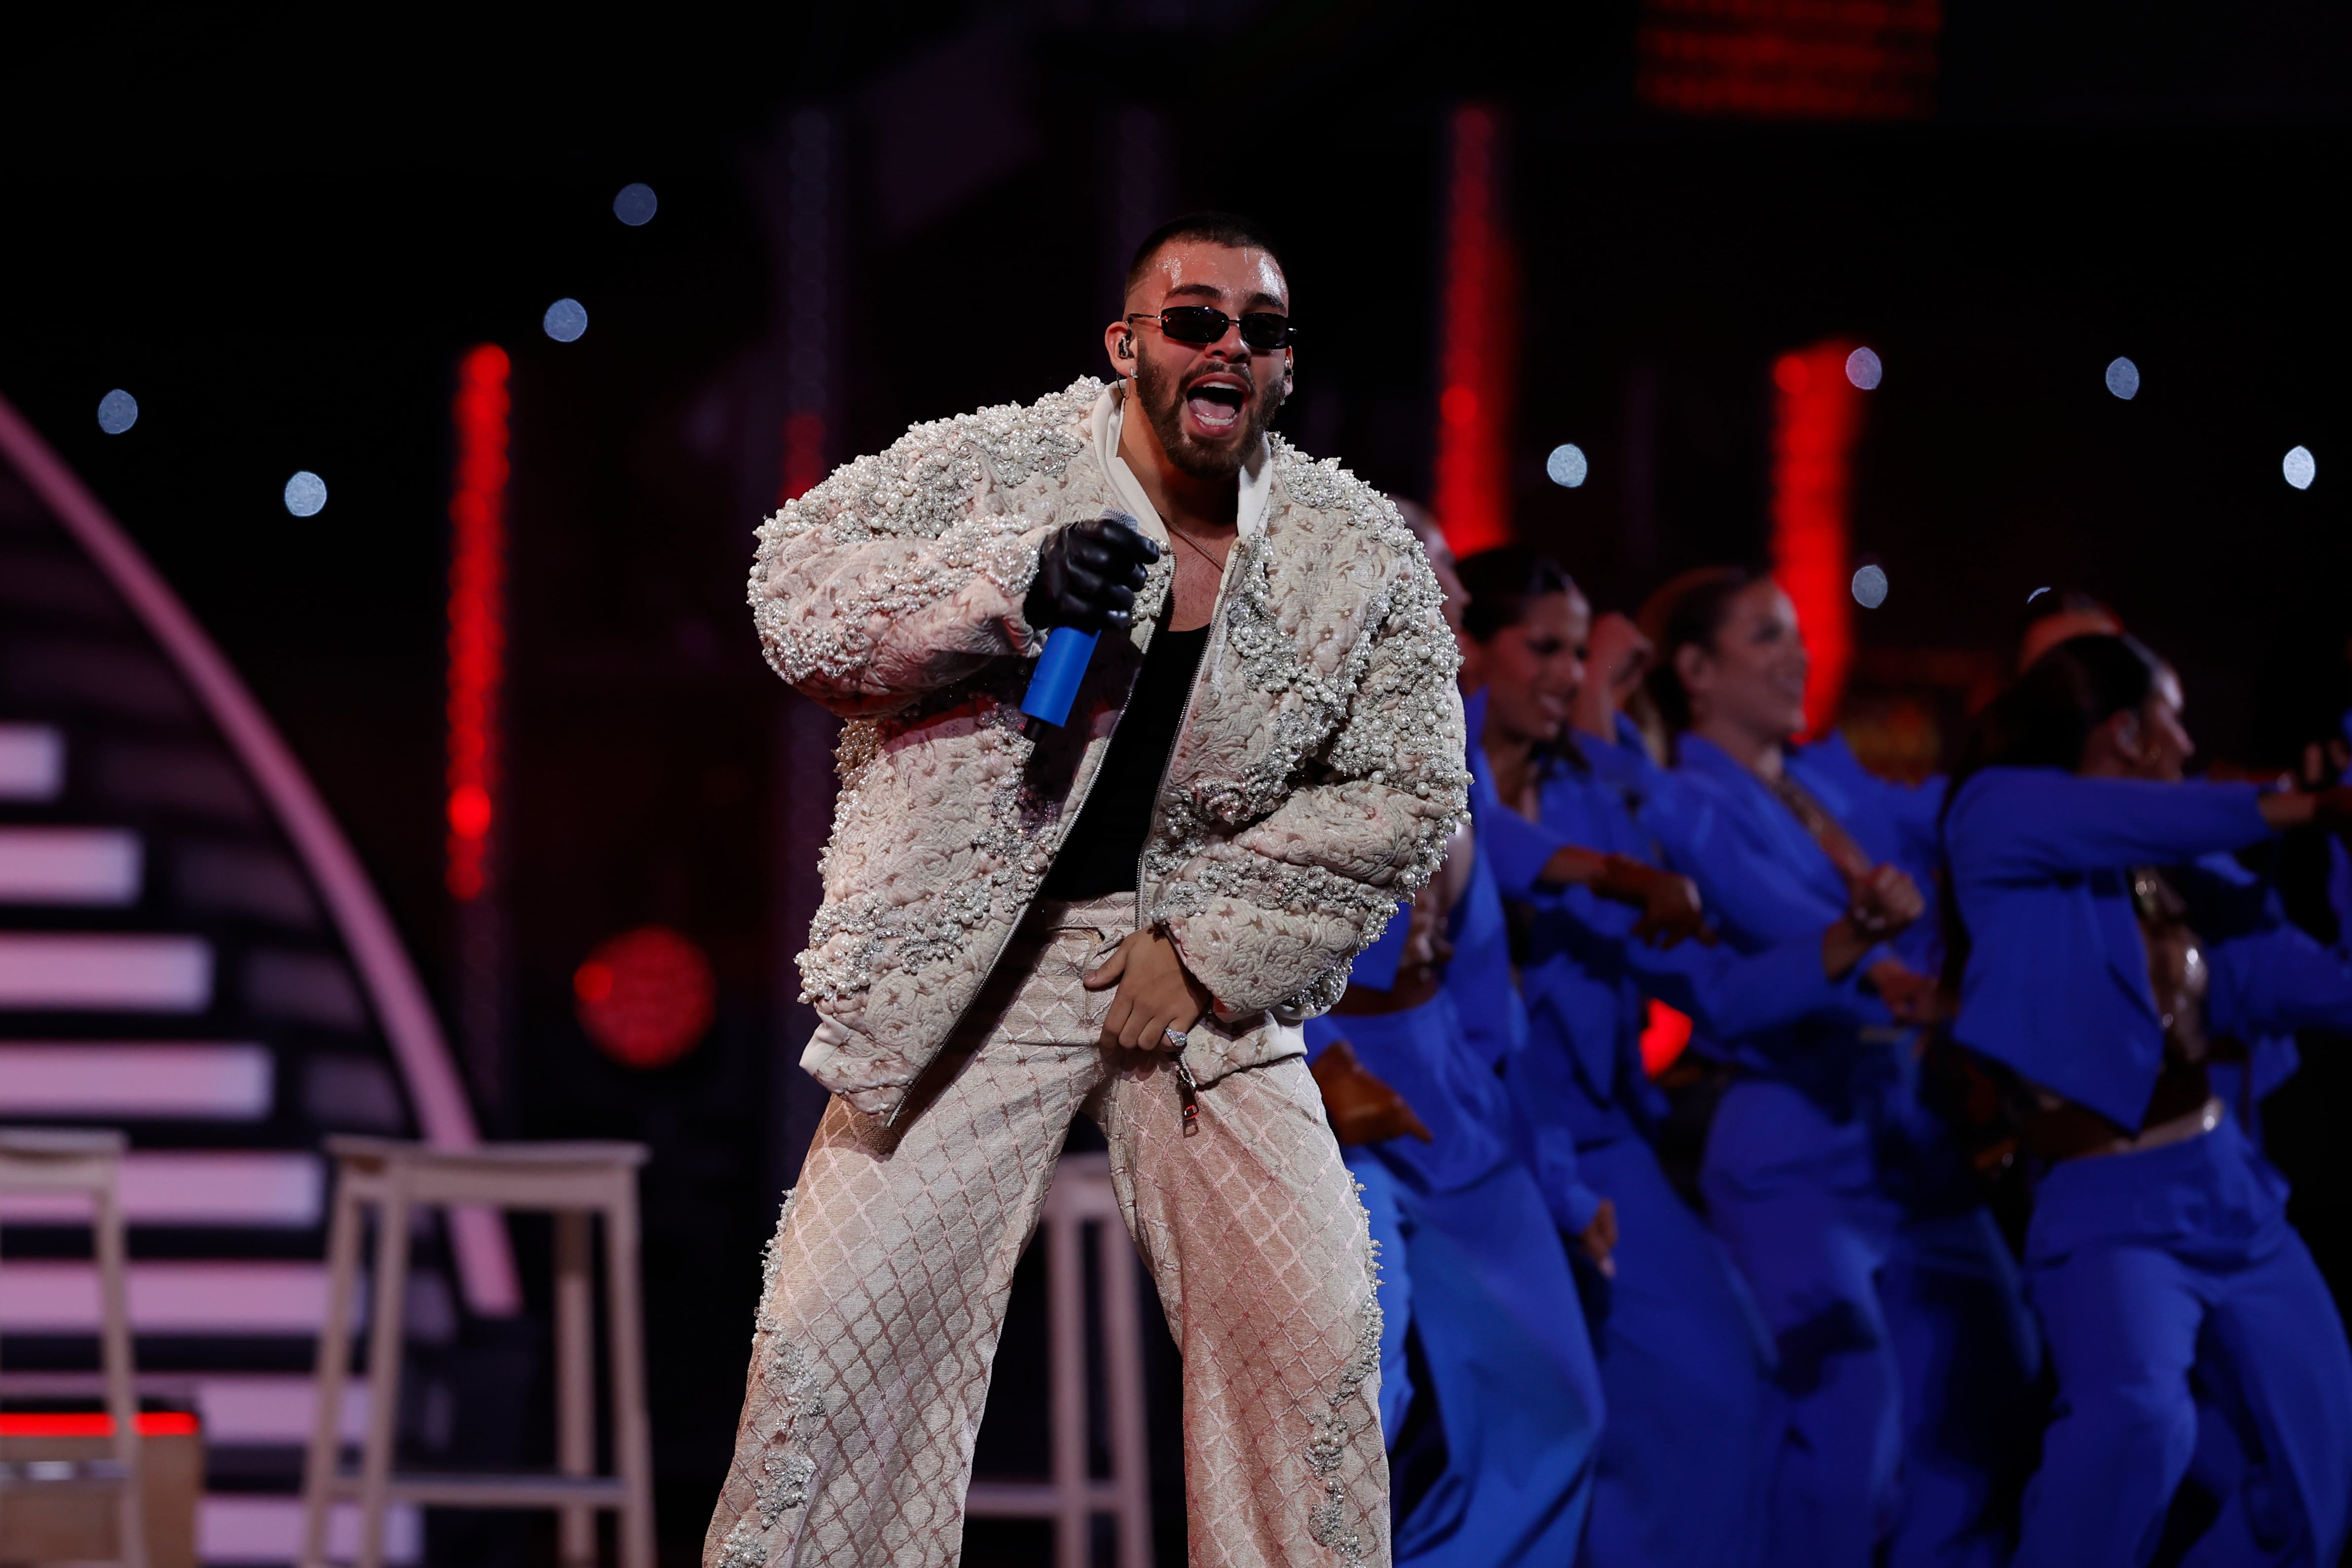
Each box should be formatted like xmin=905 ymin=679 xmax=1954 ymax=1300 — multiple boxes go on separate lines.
xmin=6 ymin=3 xmax=2352 ymax=1561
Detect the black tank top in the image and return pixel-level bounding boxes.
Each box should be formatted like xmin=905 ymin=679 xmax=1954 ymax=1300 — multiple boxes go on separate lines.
xmin=1038 ymin=620 xmax=1210 ymax=899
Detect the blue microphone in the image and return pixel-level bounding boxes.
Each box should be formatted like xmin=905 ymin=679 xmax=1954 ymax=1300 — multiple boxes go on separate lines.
xmin=1020 ymin=625 xmax=1100 ymax=728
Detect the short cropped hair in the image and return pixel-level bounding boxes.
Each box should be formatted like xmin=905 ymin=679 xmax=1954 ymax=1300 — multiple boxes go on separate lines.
xmin=1125 ymin=211 xmax=1288 ymax=298
xmin=1455 ymin=546 xmax=1578 ymax=645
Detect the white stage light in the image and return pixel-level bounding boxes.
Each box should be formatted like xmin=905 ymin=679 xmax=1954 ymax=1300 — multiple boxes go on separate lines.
xmin=97 ymin=389 xmax=139 ymax=434
xmin=543 ymin=298 xmax=589 ymax=342
xmin=284 ymin=472 xmax=327 ymax=517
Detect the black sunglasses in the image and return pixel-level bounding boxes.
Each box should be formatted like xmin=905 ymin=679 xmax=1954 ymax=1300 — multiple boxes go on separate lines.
xmin=1126 ymin=307 xmax=1297 ymax=352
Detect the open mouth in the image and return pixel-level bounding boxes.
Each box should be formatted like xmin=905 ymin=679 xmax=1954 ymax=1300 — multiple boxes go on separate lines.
xmin=1184 ymin=377 xmax=1247 ymax=435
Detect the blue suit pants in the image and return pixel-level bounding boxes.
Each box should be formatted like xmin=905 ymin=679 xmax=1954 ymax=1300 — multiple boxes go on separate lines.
xmin=1575 ymin=1132 xmax=1777 ymax=1568
xmin=1347 ymin=1144 xmax=1601 ymax=1567
xmin=1702 ymin=1078 xmax=2040 ymax=1568
xmin=2018 ymin=1130 xmax=2352 ymax=1568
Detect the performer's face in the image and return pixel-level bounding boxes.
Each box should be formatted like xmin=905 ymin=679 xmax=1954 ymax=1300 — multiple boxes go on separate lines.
xmin=1677 ymin=579 xmax=1809 ymax=744
xmin=2119 ymin=665 xmax=2195 ymax=782
xmin=1480 ymin=589 xmax=1591 ymax=747
xmin=1109 ymin=242 xmax=1294 ymax=481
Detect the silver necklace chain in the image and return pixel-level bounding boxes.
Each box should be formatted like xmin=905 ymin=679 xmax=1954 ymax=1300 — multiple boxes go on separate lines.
xmin=1167 ymin=526 xmax=1230 ymax=573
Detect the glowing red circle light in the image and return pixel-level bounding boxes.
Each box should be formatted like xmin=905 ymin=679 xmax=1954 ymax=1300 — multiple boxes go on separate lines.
xmin=447 ymin=784 xmax=492 ymax=839
xmin=573 ymin=926 xmax=715 ymax=1070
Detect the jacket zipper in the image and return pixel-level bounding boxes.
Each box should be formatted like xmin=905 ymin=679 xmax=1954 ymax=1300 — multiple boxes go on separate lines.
xmin=1139 ymin=525 xmax=1241 ymax=1134
xmin=883 ymin=485 xmax=1178 ymax=1131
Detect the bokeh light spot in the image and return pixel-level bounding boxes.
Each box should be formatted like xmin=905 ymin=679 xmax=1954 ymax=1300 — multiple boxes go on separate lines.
xmin=543 ymin=298 xmax=589 ymax=343
xmin=2105 ymin=357 xmax=2141 ymax=400
xmin=1773 ymin=354 xmax=1809 ymax=395
xmin=1641 ymin=1000 xmax=1692 ymax=1077
xmin=284 ymin=472 xmax=327 ymax=517
xmin=97 ymin=389 xmax=139 ymax=435
xmin=1546 ymin=443 xmax=1589 ymax=488
xmin=574 ymin=926 xmax=716 ymax=1070
xmin=2284 ymin=445 xmax=2317 ymax=490
xmin=1851 ymin=563 xmax=1888 ymax=609
xmin=574 ymin=961 xmax=614 ymax=1005
xmin=613 ymin=182 xmax=658 ymax=226
xmin=446 ymin=783 xmax=492 ymax=839
xmin=1845 ymin=347 xmax=1883 ymax=391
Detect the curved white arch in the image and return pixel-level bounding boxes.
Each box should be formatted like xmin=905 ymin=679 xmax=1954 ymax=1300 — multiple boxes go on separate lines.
xmin=0 ymin=392 xmax=519 ymax=1313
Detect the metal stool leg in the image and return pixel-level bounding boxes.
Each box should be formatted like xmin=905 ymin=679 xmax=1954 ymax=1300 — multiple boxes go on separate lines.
xmin=355 ymin=1183 xmax=412 ymax=1568
xmin=603 ymin=1191 xmax=655 ymax=1568
xmin=301 ymin=1180 xmax=368 ymax=1568
xmin=95 ymin=1179 xmax=148 ymax=1568
xmin=1047 ymin=1205 xmax=1087 ymax=1568
xmin=554 ymin=1209 xmax=595 ymax=1568
xmin=1100 ymin=1244 xmax=1153 ymax=1568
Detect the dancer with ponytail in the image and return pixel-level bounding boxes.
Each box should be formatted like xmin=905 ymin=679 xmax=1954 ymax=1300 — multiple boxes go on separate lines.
xmin=1637 ymin=567 xmax=2039 ymax=1568
xmin=1456 ymin=548 xmax=1923 ymax=1568
xmin=1942 ymin=632 xmax=2352 ymax=1567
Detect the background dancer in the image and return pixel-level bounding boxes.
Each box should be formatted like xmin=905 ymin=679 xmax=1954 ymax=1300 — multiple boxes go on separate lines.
xmin=1457 ymin=548 xmax=1916 ymax=1568
xmin=1636 ymin=566 xmax=2041 ymax=1568
xmin=1942 ymin=633 xmax=2352 ymax=1568
xmin=1304 ymin=509 xmax=1605 ymax=1567
xmin=705 ymin=212 xmax=1466 ymax=1568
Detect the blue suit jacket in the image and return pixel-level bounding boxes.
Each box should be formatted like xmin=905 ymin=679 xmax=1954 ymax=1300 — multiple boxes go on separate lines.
xmin=1943 ymin=769 xmax=2272 ymax=1128
xmin=1639 ymin=733 xmax=1920 ymax=1105
xmin=1467 ymin=701 xmax=1882 ymax=1156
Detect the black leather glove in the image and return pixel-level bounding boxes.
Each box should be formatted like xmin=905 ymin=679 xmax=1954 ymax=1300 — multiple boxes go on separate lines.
xmin=1025 ymin=510 xmax=1159 ymax=633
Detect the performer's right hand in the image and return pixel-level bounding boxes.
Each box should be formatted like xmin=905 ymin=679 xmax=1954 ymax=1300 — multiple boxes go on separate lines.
xmin=1026 ymin=510 xmax=1160 ymax=632
xmin=1847 ymin=863 xmax=1924 ymax=939
xmin=1310 ymin=1040 xmax=1434 ymax=1145
xmin=1593 ymin=854 xmax=1713 ymax=948
xmin=1575 ymin=1198 xmax=1619 ymax=1278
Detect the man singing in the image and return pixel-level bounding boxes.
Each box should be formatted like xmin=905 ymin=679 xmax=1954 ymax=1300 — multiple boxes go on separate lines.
xmin=705 ymin=213 xmax=1467 ymax=1568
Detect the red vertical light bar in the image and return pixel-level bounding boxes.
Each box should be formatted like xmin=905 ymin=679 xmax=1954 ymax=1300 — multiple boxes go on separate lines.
xmin=446 ymin=344 xmax=509 ymax=901
xmin=1769 ymin=341 xmax=1862 ymax=739
xmin=780 ymin=410 xmax=828 ymax=503
xmin=1433 ymin=103 xmax=1519 ymax=558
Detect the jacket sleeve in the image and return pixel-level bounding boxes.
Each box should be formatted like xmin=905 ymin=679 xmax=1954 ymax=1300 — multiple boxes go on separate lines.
xmin=747 ymin=428 xmax=1054 ymax=717
xmin=1478 ymin=790 xmax=1571 ymax=902
xmin=2209 ymin=924 xmax=2352 ymax=1038
xmin=1623 ymin=923 xmax=1889 ymax=1038
xmin=1946 ymin=770 xmax=2272 ymax=883
xmin=1156 ymin=554 xmax=1470 ymax=1018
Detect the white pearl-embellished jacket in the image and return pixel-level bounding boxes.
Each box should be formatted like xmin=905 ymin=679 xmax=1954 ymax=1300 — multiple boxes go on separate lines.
xmin=751 ymin=378 xmax=1469 ymax=1120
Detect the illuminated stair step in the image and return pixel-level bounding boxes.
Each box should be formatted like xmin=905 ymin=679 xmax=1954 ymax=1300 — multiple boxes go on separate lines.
xmin=0 ymin=1262 xmax=334 ymax=1333
xmin=0 ymin=933 xmax=212 ymax=1011
xmin=0 ymin=826 xmax=143 ymax=904
xmin=0 ymin=1261 xmax=457 ymax=1339
xmin=0 ymin=1043 xmax=272 ymax=1119
xmin=194 ymin=1374 xmax=371 ymax=1445
xmin=0 ymin=725 xmax=64 ymax=802
xmin=198 ymin=1495 xmax=420 ymax=1567
xmin=0 ymin=1151 xmax=322 ymax=1226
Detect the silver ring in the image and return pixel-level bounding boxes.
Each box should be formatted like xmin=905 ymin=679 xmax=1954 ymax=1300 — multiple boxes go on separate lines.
xmin=1161 ymin=1027 xmax=1188 ymax=1050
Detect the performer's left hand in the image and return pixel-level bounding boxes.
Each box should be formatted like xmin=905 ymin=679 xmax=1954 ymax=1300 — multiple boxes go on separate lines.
xmin=1575 ymin=1199 xmax=1619 ymax=1278
xmin=1087 ymin=927 xmax=1215 ymax=1051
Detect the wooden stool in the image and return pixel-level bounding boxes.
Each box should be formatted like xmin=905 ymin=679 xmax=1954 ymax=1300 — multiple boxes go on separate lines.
xmin=0 ymin=1128 xmax=147 ymax=1568
xmin=964 ymin=1151 xmax=1152 ymax=1568
xmin=298 ymin=1138 xmax=652 ymax=1568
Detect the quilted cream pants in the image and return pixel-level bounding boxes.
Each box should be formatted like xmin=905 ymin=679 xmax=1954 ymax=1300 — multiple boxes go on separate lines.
xmin=704 ymin=896 xmax=1390 ymax=1568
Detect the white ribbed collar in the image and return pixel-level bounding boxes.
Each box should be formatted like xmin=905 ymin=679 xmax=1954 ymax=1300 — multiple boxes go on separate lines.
xmin=1088 ymin=379 xmax=1272 ymax=543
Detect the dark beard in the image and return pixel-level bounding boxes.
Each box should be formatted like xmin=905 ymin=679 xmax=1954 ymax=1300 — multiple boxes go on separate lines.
xmin=1135 ymin=357 xmax=1287 ymax=482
